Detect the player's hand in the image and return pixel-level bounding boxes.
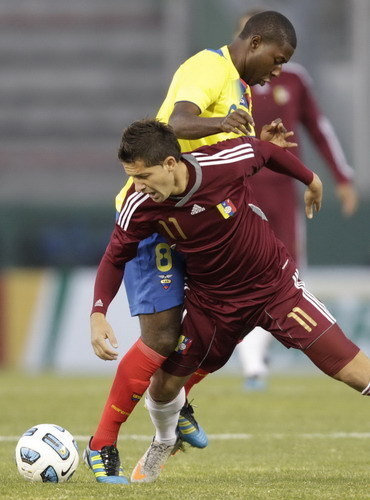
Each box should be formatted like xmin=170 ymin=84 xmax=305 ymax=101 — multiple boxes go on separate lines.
xmin=90 ymin=312 xmax=119 ymax=361
xmin=335 ymin=182 xmax=359 ymax=217
xmin=260 ymin=118 xmax=298 ymax=149
xmin=304 ymin=173 xmax=322 ymax=219
xmin=220 ymin=108 xmax=255 ymax=135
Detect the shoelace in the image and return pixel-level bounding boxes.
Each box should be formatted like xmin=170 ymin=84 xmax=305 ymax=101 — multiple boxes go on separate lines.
xmin=100 ymin=445 xmax=121 ymax=476
xmin=180 ymin=403 xmax=199 ymax=430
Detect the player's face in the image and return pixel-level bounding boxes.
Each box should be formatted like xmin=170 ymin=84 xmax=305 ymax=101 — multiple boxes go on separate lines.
xmin=123 ymin=159 xmax=175 ymax=203
xmin=244 ymin=40 xmax=294 ymax=86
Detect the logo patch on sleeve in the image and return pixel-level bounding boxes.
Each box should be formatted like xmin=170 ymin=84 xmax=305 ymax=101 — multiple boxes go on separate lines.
xmin=216 ymin=199 xmax=237 ymax=219
xmin=175 ymin=335 xmax=193 ymax=355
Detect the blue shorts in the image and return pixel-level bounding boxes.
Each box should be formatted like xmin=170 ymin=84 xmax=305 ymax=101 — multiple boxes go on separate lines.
xmin=124 ymin=233 xmax=185 ymax=316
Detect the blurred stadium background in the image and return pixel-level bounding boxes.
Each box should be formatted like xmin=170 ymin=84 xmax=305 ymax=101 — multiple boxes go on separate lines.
xmin=1 ymin=0 xmax=370 ymax=375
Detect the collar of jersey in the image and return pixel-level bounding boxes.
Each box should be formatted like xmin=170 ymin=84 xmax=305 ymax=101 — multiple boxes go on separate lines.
xmin=205 ymin=46 xmax=239 ymax=79
xmin=171 ymin=154 xmax=202 ymax=207
xmin=220 ymin=45 xmax=239 ymax=79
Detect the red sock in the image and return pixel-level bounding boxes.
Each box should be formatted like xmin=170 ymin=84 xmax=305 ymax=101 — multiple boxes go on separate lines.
xmin=184 ymin=368 xmax=209 ymax=397
xmin=91 ymin=338 xmax=166 ymax=450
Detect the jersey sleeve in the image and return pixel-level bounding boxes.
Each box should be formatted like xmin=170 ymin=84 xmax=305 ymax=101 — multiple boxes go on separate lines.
xmin=253 ymin=139 xmax=314 ymax=185
xmin=171 ymin=51 xmax=229 ymax=113
xmin=297 ymin=72 xmax=353 ymax=183
xmin=91 ymin=252 xmax=125 ymax=315
xmin=92 ymin=189 xmax=155 ymax=317
xmin=91 ymin=225 xmax=141 ymax=315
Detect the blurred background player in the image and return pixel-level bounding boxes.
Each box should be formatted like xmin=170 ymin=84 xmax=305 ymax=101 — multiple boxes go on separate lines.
xmin=85 ymin=11 xmax=298 ymax=484
xmin=235 ymin=10 xmax=359 ymax=391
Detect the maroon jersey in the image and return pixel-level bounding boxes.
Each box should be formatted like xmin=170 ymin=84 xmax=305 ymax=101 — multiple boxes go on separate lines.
xmin=92 ymin=136 xmax=313 ymax=314
xmin=251 ymin=62 xmax=353 ymax=181
xmin=249 ymin=63 xmax=354 ymax=261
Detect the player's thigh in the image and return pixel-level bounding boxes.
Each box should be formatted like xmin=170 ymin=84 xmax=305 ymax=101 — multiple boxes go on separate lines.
xmin=162 ymin=301 xmax=218 ymax=377
xmin=304 ymin=322 xmax=359 ymax=377
xmin=163 ymin=298 xmax=242 ymax=377
xmin=263 ymin=274 xmax=336 ymax=350
xmin=124 ymin=234 xmax=185 ymax=356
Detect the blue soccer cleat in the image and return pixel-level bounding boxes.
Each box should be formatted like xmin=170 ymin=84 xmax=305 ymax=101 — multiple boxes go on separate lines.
xmin=83 ymin=438 xmax=130 ymax=484
xmin=177 ymin=401 xmax=208 ymax=448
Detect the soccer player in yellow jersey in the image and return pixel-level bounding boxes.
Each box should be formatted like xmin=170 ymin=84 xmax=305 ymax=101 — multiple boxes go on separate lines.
xmin=156 ymin=45 xmax=256 ymax=151
xmin=86 ymin=11 xmax=297 ymax=484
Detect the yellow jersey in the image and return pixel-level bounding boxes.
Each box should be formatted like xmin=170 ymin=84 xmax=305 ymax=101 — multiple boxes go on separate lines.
xmin=116 ymin=45 xmax=254 ymax=210
xmin=157 ymin=45 xmax=254 ymax=151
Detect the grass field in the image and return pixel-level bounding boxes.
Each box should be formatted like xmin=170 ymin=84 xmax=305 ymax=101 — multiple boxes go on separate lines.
xmin=1 ymin=370 xmax=369 ymax=499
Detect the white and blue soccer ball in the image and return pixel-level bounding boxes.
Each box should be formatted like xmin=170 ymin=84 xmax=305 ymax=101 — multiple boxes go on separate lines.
xmin=15 ymin=423 xmax=79 ymax=482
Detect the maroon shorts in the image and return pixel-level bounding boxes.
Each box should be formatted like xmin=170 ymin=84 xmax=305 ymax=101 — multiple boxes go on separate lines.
xmin=162 ymin=269 xmax=359 ymax=377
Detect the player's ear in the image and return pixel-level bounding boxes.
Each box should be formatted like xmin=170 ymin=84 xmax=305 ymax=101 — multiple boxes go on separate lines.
xmin=163 ymin=156 xmax=177 ymax=172
xmin=250 ymin=34 xmax=262 ymax=50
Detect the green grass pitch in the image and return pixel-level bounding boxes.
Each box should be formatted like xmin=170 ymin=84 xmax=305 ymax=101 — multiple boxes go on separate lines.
xmin=1 ymin=370 xmax=369 ymax=499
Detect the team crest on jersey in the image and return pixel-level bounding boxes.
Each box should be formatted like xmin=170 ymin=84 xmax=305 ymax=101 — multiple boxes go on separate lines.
xmin=216 ymin=198 xmax=237 ymax=219
xmin=158 ymin=274 xmax=173 ymax=290
xmin=175 ymin=335 xmax=193 ymax=355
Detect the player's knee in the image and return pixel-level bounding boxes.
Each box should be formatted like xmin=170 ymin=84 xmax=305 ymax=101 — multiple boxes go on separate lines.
xmin=149 ymin=369 xmax=186 ymax=402
xmin=144 ymin=330 xmax=179 ymax=357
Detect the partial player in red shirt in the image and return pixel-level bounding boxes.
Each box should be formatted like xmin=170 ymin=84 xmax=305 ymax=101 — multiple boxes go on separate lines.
xmin=235 ymin=11 xmax=359 ymax=391
xmin=91 ymin=120 xmax=370 ymax=483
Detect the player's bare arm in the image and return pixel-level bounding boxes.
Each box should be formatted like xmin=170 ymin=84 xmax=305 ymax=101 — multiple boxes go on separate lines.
xmin=90 ymin=312 xmax=119 ymax=361
xmin=304 ymin=173 xmax=322 ymax=219
xmin=169 ymin=101 xmax=254 ymax=139
xmin=261 ymin=118 xmax=298 ymax=149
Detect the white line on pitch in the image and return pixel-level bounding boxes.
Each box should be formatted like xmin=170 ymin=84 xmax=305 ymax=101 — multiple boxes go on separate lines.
xmin=3 ymin=432 xmax=370 ymax=442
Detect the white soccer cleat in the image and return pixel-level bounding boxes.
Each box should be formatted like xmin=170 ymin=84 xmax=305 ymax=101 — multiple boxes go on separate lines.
xmin=130 ymin=438 xmax=182 ymax=483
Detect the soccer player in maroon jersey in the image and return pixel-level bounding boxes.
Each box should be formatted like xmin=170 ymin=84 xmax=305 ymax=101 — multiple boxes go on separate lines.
xmin=235 ymin=10 xmax=359 ymax=391
xmin=91 ymin=119 xmax=370 ymax=483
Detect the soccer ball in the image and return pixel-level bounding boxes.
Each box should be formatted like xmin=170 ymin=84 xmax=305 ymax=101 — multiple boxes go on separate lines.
xmin=15 ymin=423 xmax=79 ymax=482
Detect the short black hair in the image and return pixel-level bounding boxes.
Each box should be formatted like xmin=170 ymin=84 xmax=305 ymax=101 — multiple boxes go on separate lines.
xmin=239 ymin=11 xmax=297 ymax=49
xmin=118 ymin=119 xmax=181 ymax=166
